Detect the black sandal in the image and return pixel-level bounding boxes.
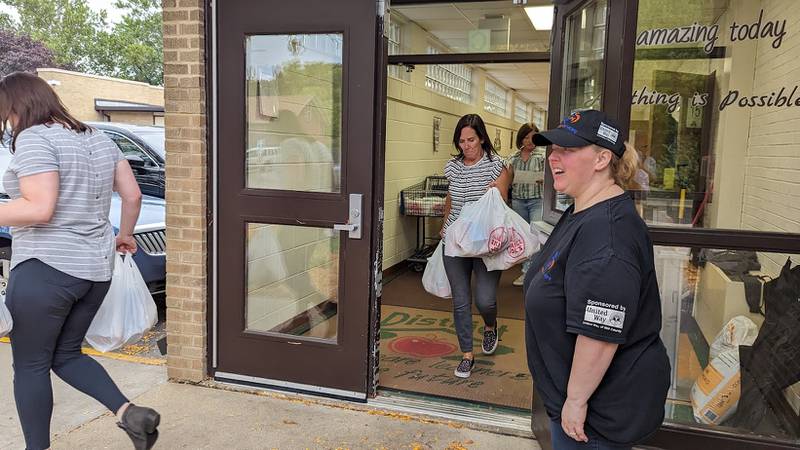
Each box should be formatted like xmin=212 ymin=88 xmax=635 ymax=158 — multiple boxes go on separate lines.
xmin=117 ymin=404 xmax=161 ymax=450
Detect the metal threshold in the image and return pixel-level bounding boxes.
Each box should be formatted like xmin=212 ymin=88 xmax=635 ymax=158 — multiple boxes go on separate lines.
xmin=369 ymin=389 xmax=535 ymax=438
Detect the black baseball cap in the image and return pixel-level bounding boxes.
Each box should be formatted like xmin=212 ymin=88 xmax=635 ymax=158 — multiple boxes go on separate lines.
xmin=533 ymin=109 xmax=625 ymax=157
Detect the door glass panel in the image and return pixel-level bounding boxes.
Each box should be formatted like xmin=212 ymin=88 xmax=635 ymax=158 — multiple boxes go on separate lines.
xmin=245 ymin=223 xmax=339 ymax=341
xmin=628 ymin=0 xmax=800 ymax=235
xmin=245 ymin=34 xmax=342 ymax=192
xmin=655 ymin=245 xmax=800 ymax=444
xmin=555 ymin=0 xmax=608 ymax=212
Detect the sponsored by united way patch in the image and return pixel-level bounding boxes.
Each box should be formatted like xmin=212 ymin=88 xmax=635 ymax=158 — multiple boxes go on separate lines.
xmin=583 ymin=300 xmax=626 ymax=332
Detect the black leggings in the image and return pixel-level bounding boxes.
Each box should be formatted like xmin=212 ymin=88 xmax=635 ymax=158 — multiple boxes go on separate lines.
xmin=6 ymin=258 xmax=128 ymax=450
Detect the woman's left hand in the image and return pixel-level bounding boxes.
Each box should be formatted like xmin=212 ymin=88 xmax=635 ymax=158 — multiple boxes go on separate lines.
xmin=561 ymin=398 xmax=589 ymax=442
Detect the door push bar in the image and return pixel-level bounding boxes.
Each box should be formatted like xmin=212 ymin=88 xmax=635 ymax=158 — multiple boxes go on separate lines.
xmin=333 ymin=193 xmax=363 ymax=239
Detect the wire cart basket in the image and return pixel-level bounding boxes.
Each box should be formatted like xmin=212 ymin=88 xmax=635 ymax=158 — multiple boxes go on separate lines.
xmin=399 ymin=175 xmax=448 ymax=271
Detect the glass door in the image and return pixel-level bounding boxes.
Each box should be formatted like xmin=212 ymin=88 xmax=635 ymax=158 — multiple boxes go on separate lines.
xmin=542 ymin=0 xmax=639 ymax=222
xmin=215 ymin=0 xmax=382 ymax=399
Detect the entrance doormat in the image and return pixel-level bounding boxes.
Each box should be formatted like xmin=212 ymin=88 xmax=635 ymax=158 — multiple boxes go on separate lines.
xmin=379 ymin=305 xmax=532 ymax=410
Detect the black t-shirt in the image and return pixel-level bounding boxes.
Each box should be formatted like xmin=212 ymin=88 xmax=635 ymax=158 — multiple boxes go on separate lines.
xmin=524 ymin=193 xmax=670 ymax=445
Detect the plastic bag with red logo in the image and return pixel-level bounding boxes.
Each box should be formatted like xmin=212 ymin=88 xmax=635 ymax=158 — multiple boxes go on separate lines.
xmin=444 ymin=188 xmax=509 ymax=258
xmin=482 ymin=208 xmax=539 ymax=271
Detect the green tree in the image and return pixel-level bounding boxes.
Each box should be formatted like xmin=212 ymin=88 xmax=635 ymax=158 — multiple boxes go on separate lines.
xmin=0 ymin=0 xmax=109 ymax=73
xmin=0 ymin=12 xmax=13 ymax=29
xmin=0 ymin=0 xmax=163 ymax=85
xmin=106 ymin=0 xmax=163 ymax=85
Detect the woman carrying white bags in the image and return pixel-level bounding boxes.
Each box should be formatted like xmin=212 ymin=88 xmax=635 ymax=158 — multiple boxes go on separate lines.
xmin=439 ymin=114 xmax=510 ymax=379
xmin=0 ymin=72 xmax=161 ymax=450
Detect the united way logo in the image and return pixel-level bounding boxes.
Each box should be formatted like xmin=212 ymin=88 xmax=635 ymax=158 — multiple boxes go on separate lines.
xmin=541 ymin=250 xmax=559 ymax=281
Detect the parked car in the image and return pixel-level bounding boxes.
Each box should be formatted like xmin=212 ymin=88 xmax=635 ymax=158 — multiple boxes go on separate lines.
xmin=0 ymin=131 xmax=166 ymax=294
xmin=87 ymin=122 xmax=165 ymax=198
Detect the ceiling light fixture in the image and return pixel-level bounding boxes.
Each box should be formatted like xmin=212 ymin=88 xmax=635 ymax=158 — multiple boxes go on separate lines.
xmin=524 ymin=5 xmax=554 ymax=31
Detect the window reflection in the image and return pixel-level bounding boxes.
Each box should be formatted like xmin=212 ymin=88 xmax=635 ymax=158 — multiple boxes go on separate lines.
xmin=555 ymin=0 xmax=608 ymax=212
xmin=245 ymin=34 xmax=342 ymax=192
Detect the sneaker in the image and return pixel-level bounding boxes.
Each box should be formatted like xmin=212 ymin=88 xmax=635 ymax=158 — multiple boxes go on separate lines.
xmin=454 ymin=357 xmax=475 ymax=378
xmin=482 ymin=326 xmax=498 ymax=355
xmin=512 ymin=274 xmax=525 ymax=286
xmin=117 ymin=404 xmax=160 ymax=450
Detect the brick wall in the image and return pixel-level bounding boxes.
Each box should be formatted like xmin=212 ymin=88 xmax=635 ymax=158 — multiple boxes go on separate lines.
xmin=742 ymin=0 xmax=800 ymax=274
xmin=163 ymin=0 xmax=208 ymax=382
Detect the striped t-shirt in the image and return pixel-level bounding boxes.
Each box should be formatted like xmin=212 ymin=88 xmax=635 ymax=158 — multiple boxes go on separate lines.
xmin=506 ymin=149 xmax=546 ymax=200
xmin=3 ymin=124 xmax=124 ymax=281
xmin=442 ymin=154 xmax=504 ymax=233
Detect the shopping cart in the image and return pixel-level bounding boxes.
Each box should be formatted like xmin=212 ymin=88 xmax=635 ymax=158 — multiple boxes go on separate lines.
xmin=399 ymin=176 xmax=448 ymax=271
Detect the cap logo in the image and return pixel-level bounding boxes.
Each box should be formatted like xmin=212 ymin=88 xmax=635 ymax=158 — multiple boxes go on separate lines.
xmin=569 ymin=112 xmax=581 ymax=123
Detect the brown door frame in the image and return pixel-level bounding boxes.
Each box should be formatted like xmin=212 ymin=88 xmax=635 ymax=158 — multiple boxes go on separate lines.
xmin=542 ymin=0 xmax=639 ymax=225
xmin=214 ymin=0 xmax=380 ymax=398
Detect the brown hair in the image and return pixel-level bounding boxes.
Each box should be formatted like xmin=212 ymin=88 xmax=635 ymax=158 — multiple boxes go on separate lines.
xmin=452 ymin=113 xmax=497 ymax=160
xmin=608 ymin=142 xmax=642 ymax=190
xmin=515 ymin=122 xmax=540 ymax=150
xmin=0 ymin=71 xmax=89 ymax=152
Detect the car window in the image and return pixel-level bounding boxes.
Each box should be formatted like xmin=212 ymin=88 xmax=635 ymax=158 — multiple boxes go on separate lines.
xmin=104 ymin=132 xmax=158 ymax=168
xmin=135 ymin=130 xmax=165 ymax=161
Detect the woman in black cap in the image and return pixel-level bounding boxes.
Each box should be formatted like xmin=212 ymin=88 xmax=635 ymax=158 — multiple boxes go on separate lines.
xmin=524 ymin=109 xmax=670 ymax=449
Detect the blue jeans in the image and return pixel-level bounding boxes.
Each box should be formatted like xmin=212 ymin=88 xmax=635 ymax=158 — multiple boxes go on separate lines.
xmin=550 ymin=420 xmax=631 ymax=450
xmin=511 ymin=197 xmax=542 ymax=273
xmin=442 ymin=253 xmax=500 ymax=353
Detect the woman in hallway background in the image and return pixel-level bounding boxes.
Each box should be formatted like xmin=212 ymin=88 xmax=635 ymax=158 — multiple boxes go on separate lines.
xmin=523 ymin=110 xmax=670 ymax=449
xmin=440 ymin=113 xmax=510 ymax=379
xmin=0 ymin=72 xmax=161 ymax=450
xmin=505 ymin=122 xmax=545 ymax=286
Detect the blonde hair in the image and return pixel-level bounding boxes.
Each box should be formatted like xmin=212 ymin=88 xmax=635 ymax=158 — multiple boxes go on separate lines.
xmin=607 ymin=142 xmax=641 ymax=190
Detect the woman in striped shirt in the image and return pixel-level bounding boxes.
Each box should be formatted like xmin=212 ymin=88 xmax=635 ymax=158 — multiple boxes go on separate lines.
xmin=0 ymin=72 xmax=160 ymax=450
xmin=440 ymin=114 xmax=510 ymax=378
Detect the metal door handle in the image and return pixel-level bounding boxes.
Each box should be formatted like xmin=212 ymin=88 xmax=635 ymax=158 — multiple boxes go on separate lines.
xmin=333 ymin=223 xmax=358 ymax=232
xmin=334 ymin=194 xmax=363 ymax=239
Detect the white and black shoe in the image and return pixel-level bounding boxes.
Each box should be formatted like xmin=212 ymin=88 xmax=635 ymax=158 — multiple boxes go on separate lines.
xmin=454 ymin=358 xmax=475 ymax=378
xmin=482 ymin=326 xmax=498 ymax=355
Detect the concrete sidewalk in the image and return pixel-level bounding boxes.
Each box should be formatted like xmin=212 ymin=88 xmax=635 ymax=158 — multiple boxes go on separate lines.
xmin=1 ymin=344 xmax=538 ymax=449
xmin=53 ymin=382 xmax=539 ymax=449
xmin=0 ymin=343 xmax=167 ymax=449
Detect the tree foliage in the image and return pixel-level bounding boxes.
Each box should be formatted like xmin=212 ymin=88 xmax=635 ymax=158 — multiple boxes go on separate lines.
xmin=0 ymin=0 xmax=163 ymax=85
xmin=105 ymin=0 xmax=163 ymax=86
xmin=0 ymin=29 xmax=63 ymax=76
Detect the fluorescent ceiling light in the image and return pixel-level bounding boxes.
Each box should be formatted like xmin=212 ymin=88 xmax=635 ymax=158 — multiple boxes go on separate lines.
xmin=525 ymin=5 xmax=554 ymax=31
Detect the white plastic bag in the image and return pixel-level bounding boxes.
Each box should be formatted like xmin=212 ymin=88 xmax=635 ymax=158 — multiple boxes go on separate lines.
xmin=709 ymin=316 xmax=759 ymax=360
xmin=422 ymin=241 xmax=451 ymax=298
xmin=0 ymin=297 xmax=11 ymax=338
xmin=482 ymin=208 xmax=539 ymax=271
xmin=445 ymin=188 xmax=509 ymax=258
xmin=86 ymin=253 xmax=158 ymax=352
xmin=531 ymin=221 xmax=549 ymax=247
xmin=691 ymin=350 xmax=742 ymax=425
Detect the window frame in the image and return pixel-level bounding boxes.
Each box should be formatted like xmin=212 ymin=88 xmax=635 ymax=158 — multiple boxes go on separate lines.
xmin=542 ymin=0 xmax=800 ymax=255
